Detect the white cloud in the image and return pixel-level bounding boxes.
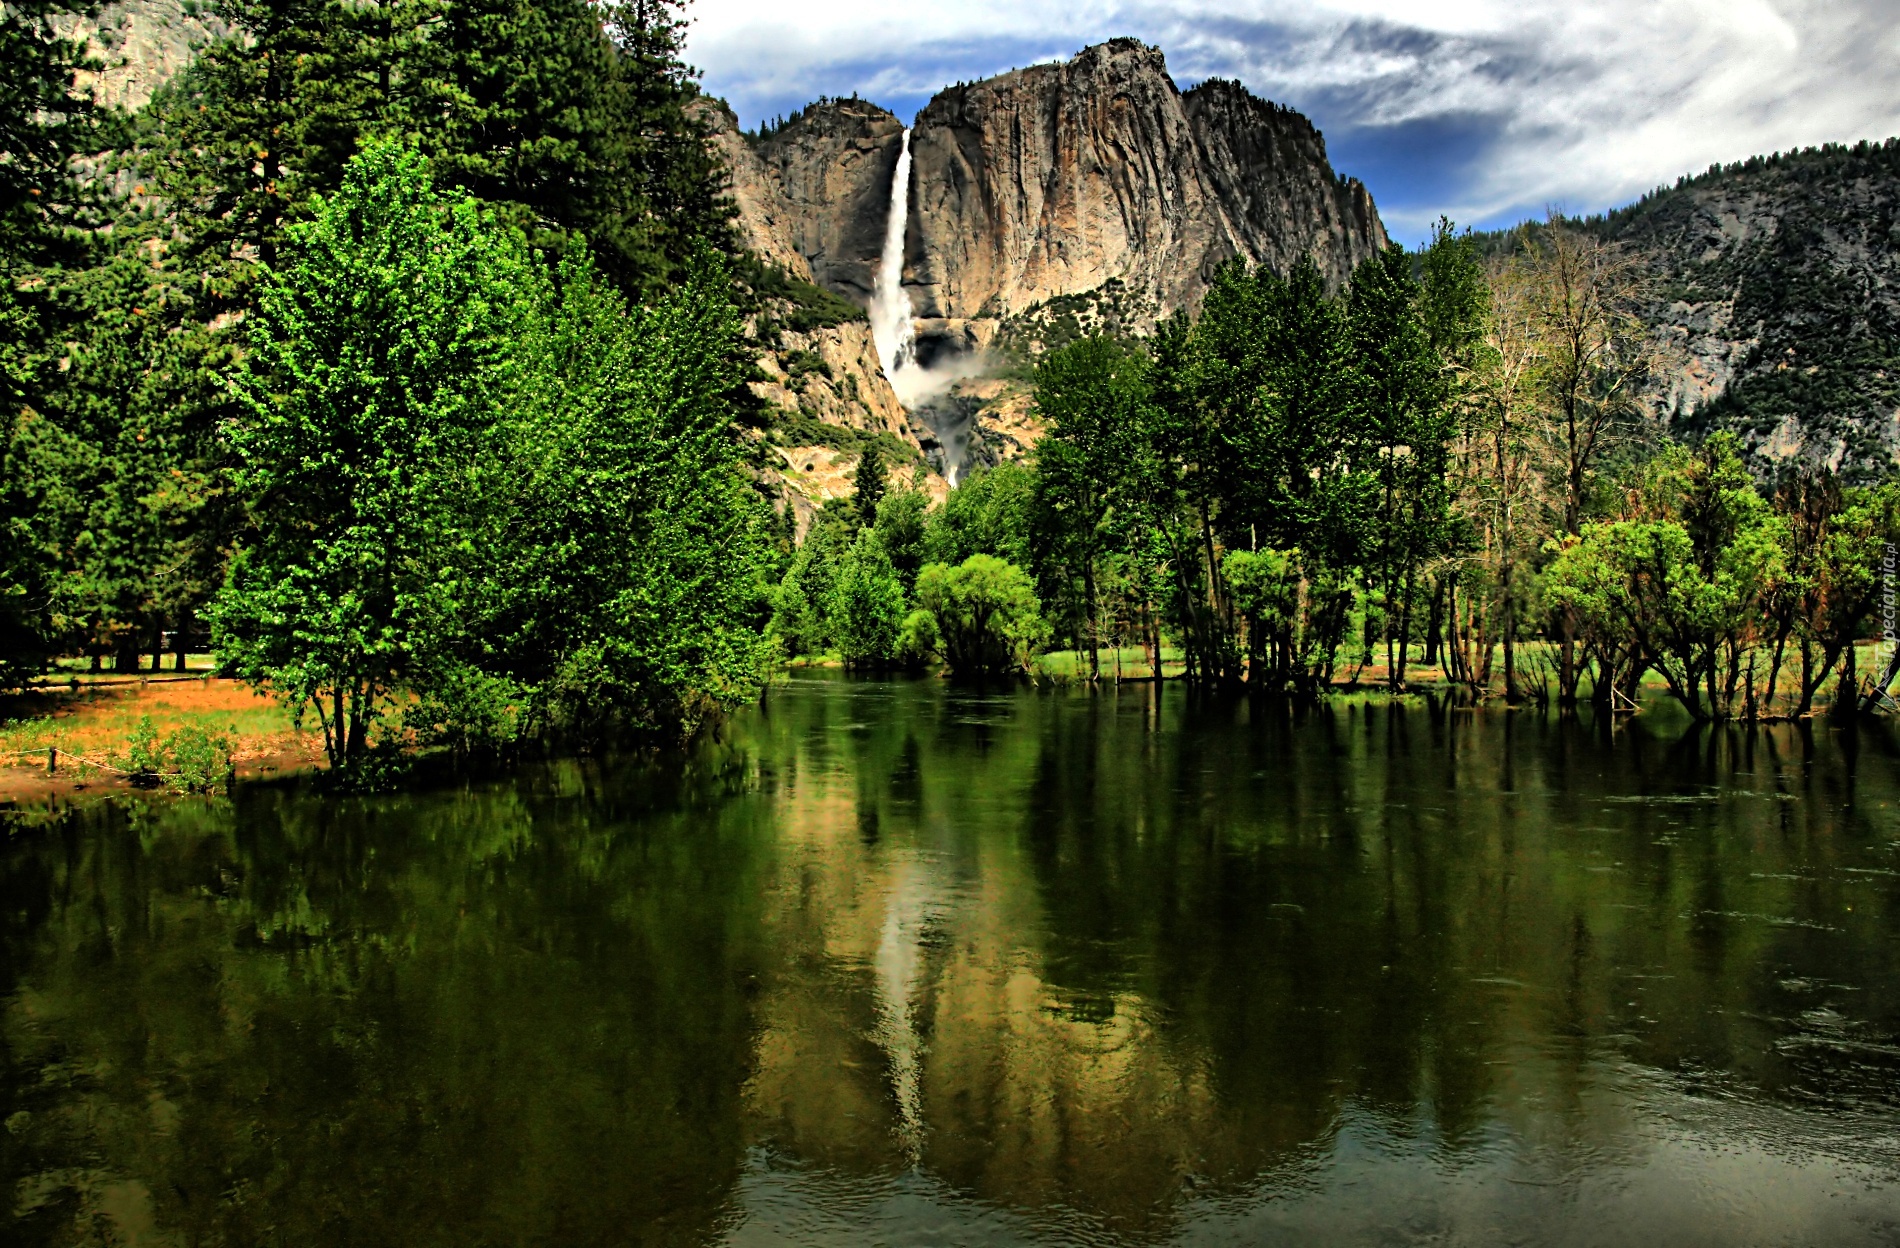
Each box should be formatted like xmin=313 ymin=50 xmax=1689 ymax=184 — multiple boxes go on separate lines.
xmin=683 ymin=0 xmax=1900 ymax=241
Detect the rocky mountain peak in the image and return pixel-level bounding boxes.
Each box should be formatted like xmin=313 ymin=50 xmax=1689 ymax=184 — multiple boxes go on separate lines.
xmin=892 ymin=40 xmax=1388 ymax=368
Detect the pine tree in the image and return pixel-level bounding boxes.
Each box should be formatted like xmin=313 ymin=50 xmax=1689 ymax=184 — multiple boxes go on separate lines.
xmin=1 ymin=0 xmax=100 ymax=684
xmin=854 ymin=443 xmax=887 ymax=527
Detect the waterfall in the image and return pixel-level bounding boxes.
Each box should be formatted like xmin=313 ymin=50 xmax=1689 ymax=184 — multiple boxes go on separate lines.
xmin=870 ymin=127 xmax=978 ymax=486
xmin=870 ymin=130 xmax=920 ymax=397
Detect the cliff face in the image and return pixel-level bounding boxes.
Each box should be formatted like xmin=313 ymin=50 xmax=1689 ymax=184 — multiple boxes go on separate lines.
xmin=695 ymin=100 xmax=942 ymax=506
xmin=693 ymin=99 xmax=816 ymax=281
xmin=902 ymin=40 xmax=1387 ymax=334
xmin=51 ymin=0 xmax=222 ymax=112
xmin=749 ymin=99 xmax=906 ymax=306
xmin=1182 ymin=79 xmax=1387 ymax=290
xmin=1598 ymin=141 xmax=1900 ymax=481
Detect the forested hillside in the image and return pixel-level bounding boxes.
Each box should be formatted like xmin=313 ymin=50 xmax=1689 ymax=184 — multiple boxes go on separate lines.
xmin=1487 ymin=140 xmax=1900 ymax=483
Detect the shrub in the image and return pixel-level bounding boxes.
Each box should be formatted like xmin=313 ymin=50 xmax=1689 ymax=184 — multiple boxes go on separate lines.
xmin=912 ymin=555 xmax=1049 ymax=677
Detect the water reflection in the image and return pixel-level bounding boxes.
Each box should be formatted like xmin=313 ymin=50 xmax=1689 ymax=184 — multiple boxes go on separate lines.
xmin=4 ymin=675 xmax=1900 ymax=1245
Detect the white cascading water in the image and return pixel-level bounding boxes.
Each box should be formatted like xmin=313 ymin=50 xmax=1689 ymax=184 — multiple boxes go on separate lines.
xmin=870 ymin=127 xmax=977 ymax=485
xmin=870 ymin=130 xmax=922 ymax=401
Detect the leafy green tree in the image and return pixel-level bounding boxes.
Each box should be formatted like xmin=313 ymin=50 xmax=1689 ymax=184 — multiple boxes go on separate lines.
xmin=1771 ymin=473 xmax=1900 ymax=716
xmin=913 ymin=555 xmax=1049 ymax=678
xmin=923 ymin=462 xmax=1035 ymax=570
xmin=210 ymin=140 xmax=542 ymax=774
xmin=828 ymin=530 xmax=905 ymax=668
xmin=1546 ymin=435 xmax=1786 ymax=719
xmin=1349 ymin=242 xmax=1455 ymax=688
xmin=1032 ymin=335 xmax=1147 ymax=678
xmin=475 ymin=243 xmax=776 ymax=741
xmin=873 ymin=484 xmax=930 ymax=591
xmin=216 ymin=140 xmax=772 ymax=770
xmin=770 ymin=501 xmax=853 ymax=659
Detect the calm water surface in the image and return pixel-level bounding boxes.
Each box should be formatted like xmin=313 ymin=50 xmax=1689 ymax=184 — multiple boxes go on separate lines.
xmin=5 ymin=673 xmax=1900 ymax=1246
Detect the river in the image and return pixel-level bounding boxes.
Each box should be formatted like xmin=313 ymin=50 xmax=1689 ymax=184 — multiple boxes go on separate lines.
xmin=4 ymin=673 xmax=1900 ymax=1245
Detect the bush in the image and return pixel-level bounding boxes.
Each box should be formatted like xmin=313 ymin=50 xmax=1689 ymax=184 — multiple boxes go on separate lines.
xmin=164 ymin=724 xmax=234 ymax=793
xmin=118 ymin=716 xmax=234 ymax=792
xmin=896 ymin=609 xmax=941 ymax=668
xmin=912 ymin=555 xmax=1049 ymax=677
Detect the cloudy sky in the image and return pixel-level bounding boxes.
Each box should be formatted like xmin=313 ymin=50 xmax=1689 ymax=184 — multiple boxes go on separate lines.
xmin=683 ymin=0 xmax=1900 ymax=245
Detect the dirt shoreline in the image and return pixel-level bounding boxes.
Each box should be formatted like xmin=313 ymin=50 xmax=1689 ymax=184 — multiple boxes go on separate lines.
xmin=0 ymin=677 xmax=326 ymax=805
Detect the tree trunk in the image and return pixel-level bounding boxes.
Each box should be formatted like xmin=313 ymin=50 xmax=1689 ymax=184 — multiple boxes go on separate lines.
xmin=1860 ymin=643 xmax=1900 ymax=714
xmin=1830 ymin=641 xmax=1859 ymax=719
xmin=1558 ymin=611 xmax=1577 ymax=707
xmin=1082 ymin=556 xmax=1100 ymax=682
xmin=1501 ymin=562 xmax=1518 ymax=703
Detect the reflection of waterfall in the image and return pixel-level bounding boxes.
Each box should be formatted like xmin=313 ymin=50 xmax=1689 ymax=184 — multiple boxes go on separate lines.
xmin=870 ymin=130 xmax=920 ymax=392
xmin=872 ymin=856 xmax=943 ymax=1163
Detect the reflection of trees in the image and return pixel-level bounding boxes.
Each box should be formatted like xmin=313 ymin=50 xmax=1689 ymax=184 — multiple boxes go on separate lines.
xmin=2 ymin=678 xmax=1898 ymax=1245
xmin=746 ymin=681 xmax=1900 ymax=1238
xmin=0 ymin=758 xmax=780 ymax=1247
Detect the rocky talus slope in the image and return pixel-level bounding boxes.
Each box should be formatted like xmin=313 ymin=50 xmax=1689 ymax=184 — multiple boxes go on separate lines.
xmin=1590 ymin=141 xmax=1900 ymax=481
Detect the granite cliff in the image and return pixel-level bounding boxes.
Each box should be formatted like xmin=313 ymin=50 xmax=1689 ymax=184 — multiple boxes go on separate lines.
xmin=706 ymin=39 xmax=1389 ymax=486
xmin=903 ymin=41 xmax=1386 ymax=358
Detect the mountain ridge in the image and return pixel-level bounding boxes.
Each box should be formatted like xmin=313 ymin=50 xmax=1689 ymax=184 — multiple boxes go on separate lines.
xmin=1484 ymin=138 xmax=1900 ymax=482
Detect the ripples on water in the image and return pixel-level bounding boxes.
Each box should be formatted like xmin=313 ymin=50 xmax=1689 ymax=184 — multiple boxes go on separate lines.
xmin=4 ymin=673 xmax=1900 ymax=1246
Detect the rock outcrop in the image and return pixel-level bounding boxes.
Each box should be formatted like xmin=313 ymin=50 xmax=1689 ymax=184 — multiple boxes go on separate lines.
xmin=1182 ymin=79 xmax=1387 ymax=290
xmin=52 ymin=0 xmax=221 ymax=112
xmin=902 ymin=40 xmax=1387 ymax=339
xmin=748 ymin=99 xmax=907 ymax=306
xmin=694 ymin=99 xmax=817 ymax=281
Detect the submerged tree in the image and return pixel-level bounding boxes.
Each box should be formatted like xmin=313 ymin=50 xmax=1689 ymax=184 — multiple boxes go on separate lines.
xmin=913 ymin=555 xmax=1049 ymax=678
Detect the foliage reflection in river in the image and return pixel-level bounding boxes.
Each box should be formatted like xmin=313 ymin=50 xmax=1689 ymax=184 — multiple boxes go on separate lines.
xmin=4 ymin=673 xmax=1900 ymax=1246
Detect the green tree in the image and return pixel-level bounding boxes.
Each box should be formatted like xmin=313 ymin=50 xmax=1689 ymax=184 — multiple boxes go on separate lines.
xmin=913 ymin=555 xmax=1049 ymax=678
xmin=829 ymin=529 xmax=905 ymax=668
xmin=1 ymin=0 xmax=100 ymax=684
xmin=770 ymin=501 xmax=854 ymax=659
xmin=474 ymin=244 xmax=776 ymax=741
xmin=873 ymin=483 xmax=930 ymax=591
xmin=922 ymin=462 xmax=1035 ymax=570
xmin=1032 ymin=335 xmax=1146 ymax=679
xmin=1546 ymin=435 xmax=1786 ymax=719
xmin=854 ymin=442 xmax=886 ymax=526
xmin=1349 ymin=241 xmax=1455 ymax=688
xmin=142 ymin=0 xmax=730 ymax=306
xmin=210 ymin=140 xmax=542 ymax=775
